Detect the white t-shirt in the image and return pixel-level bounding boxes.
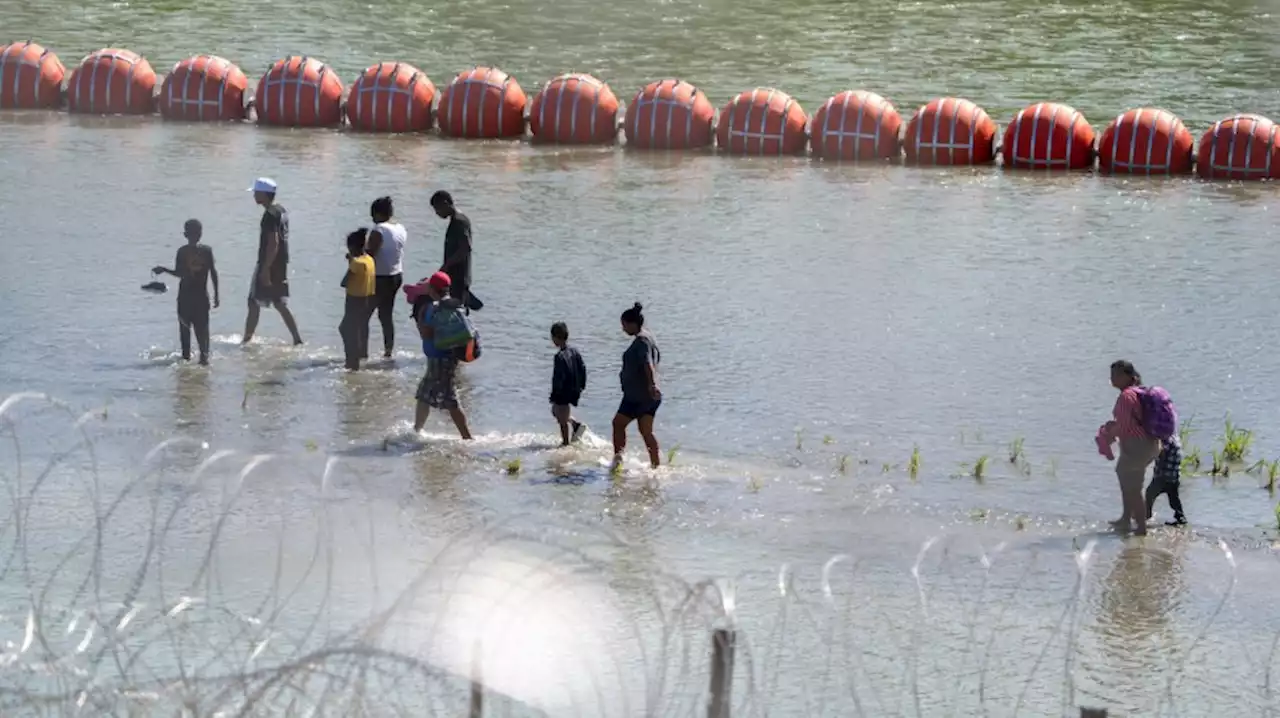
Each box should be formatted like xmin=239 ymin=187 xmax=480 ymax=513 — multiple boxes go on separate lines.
xmin=371 ymin=221 xmax=407 ymax=276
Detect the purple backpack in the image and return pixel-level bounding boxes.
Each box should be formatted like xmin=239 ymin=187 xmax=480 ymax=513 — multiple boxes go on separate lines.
xmin=1138 ymin=386 xmax=1178 ymax=440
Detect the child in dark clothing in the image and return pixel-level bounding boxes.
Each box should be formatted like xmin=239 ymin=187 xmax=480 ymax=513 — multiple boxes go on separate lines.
xmin=550 ymin=322 xmax=588 ymax=446
xmin=1146 ymin=434 xmax=1187 ymax=526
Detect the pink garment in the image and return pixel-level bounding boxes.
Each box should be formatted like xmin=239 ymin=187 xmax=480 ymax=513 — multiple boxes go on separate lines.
xmin=1095 ymin=427 xmax=1115 ymax=460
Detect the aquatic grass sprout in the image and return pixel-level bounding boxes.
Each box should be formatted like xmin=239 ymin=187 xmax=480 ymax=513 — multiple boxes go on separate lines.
xmin=1221 ymin=417 xmax=1253 ymax=463
xmin=1008 ymin=437 xmax=1025 ymax=465
xmin=908 ymin=445 xmax=921 ymax=480
xmin=973 ymin=455 xmax=990 ymax=483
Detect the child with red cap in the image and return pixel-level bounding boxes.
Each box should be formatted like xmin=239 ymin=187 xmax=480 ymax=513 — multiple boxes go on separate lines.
xmin=406 ymin=271 xmax=472 ymax=439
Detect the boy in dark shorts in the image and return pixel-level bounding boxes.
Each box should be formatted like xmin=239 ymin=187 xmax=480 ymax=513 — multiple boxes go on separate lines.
xmin=152 ymin=219 xmax=219 ymax=365
xmin=549 ymin=322 xmax=588 ymax=446
xmin=1146 ymin=434 xmax=1187 ymax=526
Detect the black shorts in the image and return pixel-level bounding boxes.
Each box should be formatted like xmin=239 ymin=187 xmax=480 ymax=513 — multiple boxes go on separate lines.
xmin=177 ymin=296 xmax=210 ymax=324
xmin=248 ymin=265 xmax=289 ymax=305
xmin=617 ymin=397 xmax=661 ymax=419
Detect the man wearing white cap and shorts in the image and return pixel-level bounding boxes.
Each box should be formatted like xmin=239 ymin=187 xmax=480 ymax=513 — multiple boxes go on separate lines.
xmin=242 ymin=177 xmax=303 ymax=345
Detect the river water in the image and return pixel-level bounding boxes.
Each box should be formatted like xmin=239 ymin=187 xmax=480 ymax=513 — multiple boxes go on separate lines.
xmin=2 ymin=0 xmax=1280 ymax=715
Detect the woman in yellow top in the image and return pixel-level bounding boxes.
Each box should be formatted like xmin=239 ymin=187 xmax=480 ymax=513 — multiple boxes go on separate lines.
xmin=340 ymin=229 xmax=377 ymax=370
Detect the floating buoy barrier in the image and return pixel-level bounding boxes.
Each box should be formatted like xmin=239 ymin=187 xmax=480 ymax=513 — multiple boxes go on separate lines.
xmin=810 ymin=90 xmax=902 ymax=162
xmin=1097 ymin=108 xmax=1193 ymax=175
xmin=1002 ymin=102 xmax=1094 ymax=171
xmin=903 ymin=97 xmax=996 ymax=166
xmin=159 ymin=55 xmax=247 ymax=121
xmin=623 ymin=79 xmax=715 ymax=151
xmin=0 ymin=41 xmax=65 ymax=109
xmin=529 ymin=73 xmax=618 ymax=145
xmin=437 ymin=66 xmax=526 ymax=139
xmin=716 ymin=88 xmax=807 ymax=157
xmin=1196 ymin=114 xmax=1280 ymax=181
xmin=255 ymin=56 xmax=343 ymax=128
xmin=67 ymin=48 xmax=155 ymax=115
xmin=346 ymin=62 xmax=435 ymax=133
xmin=10 ymin=38 xmax=1280 ymax=182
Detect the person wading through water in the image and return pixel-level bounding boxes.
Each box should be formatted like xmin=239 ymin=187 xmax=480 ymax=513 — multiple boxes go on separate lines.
xmin=339 ymin=229 xmax=376 ymax=370
xmin=431 ymin=190 xmax=474 ymax=314
xmin=152 ymin=219 xmax=219 ymax=365
xmin=242 ymin=177 xmax=303 ymax=346
xmin=611 ymin=302 xmax=662 ymax=471
xmin=365 ymin=196 xmax=407 ymax=358
xmin=408 ymin=271 xmax=473 ymax=439
xmin=1097 ymin=360 xmax=1162 ymax=536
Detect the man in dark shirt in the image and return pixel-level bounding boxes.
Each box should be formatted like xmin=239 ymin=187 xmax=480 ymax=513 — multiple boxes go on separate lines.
xmin=242 ymin=177 xmax=304 ymax=345
xmin=549 ymin=322 xmax=588 ymax=446
xmin=431 ymin=190 xmax=473 ymax=313
xmin=153 ymin=219 xmax=219 ymax=365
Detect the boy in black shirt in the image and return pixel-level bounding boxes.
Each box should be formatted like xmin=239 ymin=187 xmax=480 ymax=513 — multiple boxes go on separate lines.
xmin=153 ymin=219 xmax=219 ymax=364
xmin=549 ymin=322 xmax=587 ymax=446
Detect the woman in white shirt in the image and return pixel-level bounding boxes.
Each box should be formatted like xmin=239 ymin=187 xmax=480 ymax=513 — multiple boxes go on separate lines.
xmin=365 ymin=196 xmax=408 ymax=358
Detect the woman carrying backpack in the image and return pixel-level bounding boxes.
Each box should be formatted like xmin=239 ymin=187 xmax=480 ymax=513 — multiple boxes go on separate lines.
xmin=1097 ymin=360 xmax=1163 ymax=536
xmin=407 ymin=271 xmax=473 ymax=440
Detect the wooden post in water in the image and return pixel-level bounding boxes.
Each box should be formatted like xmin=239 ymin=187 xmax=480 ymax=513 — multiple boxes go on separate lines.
xmin=707 ymin=628 xmax=736 ymax=718
xmin=1080 ymin=709 xmax=1107 ymax=718
xmin=469 ymin=648 xmax=484 ymax=718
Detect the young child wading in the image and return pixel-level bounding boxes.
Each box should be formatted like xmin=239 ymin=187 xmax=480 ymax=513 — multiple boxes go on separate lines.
xmin=152 ymin=219 xmax=219 ymax=365
xmin=549 ymin=322 xmax=588 ymax=446
xmin=1146 ymin=434 xmax=1188 ymax=526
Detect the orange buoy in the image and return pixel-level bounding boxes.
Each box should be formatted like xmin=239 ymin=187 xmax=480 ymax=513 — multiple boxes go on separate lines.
xmin=1196 ymin=114 xmax=1280 ymax=181
xmin=623 ymin=79 xmax=715 ymax=150
xmin=0 ymin=41 xmax=65 ymax=109
xmin=346 ymin=62 xmax=435 ymax=133
xmin=254 ymin=56 xmax=344 ymax=128
xmin=903 ymin=97 xmax=996 ymax=166
xmin=529 ymin=73 xmax=619 ymax=145
xmin=1097 ymin=108 xmax=1193 ymax=175
xmin=436 ymin=66 xmax=526 ymax=139
xmin=1001 ymin=102 xmax=1095 ymax=170
xmin=66 ymin=48 xmax=155 ymax=115
xmin=715 ymin=88 xmax=807 ymax=156
xmin=810 ymin=90 xmax=902 ymax=162
xmin=159 ymin=55 xmax=247 ymax=121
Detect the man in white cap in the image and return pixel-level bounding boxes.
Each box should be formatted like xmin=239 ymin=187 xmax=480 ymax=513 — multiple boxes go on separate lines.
xmin=242 ymin=177 xmax=303 ymax=345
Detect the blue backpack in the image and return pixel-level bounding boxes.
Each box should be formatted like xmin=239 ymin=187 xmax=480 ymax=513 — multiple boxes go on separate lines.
xmin=430 ymin=304 xmax=481 ymax=362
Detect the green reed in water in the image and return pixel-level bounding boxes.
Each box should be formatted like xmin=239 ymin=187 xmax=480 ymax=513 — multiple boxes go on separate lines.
xmin=908 ymin=445 xmax=921 ymax=480
xmin=1008 ymin=436 xmax=1025 ymax=464
xmin=747 ymin=475 xmax=762 ymax=493
xmin=973 ymin=455 xmax=989 ymax=483
xmin=1221 ymin=416 xmax=1253 ymax=462
xmin=505 ymin=458 xmax=522 ymax=475
xmin=666 ymin=444 xmax=680 ymax=465
xmin=1210 ymin=450 xmax=1229 ymax=479
xmin=837 ymin=455 xmax=850 ymax=474
xmin=1182 ymin=447 xmax=1202 ymax=474
xmin=795 ymin=428 xmax=804 ymax=451
xmin=1268 ymin=460 xmax=1280 ymax=494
